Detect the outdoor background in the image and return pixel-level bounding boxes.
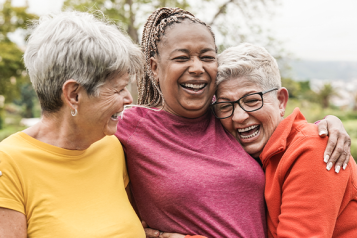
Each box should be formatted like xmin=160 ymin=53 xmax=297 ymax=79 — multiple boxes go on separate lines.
xmin=1 ymin=0 xmax=356 ymax=160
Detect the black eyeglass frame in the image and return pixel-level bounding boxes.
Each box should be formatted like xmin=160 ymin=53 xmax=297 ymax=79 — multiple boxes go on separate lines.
xmin=211 ymin=87 xmax=279 ymax=119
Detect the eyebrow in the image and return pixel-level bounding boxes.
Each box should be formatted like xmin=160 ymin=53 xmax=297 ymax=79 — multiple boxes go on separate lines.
xmin=217 ymin=96 xmax=231 ymax=101
xmin=170 ymin=47 xmax=216 ymax=56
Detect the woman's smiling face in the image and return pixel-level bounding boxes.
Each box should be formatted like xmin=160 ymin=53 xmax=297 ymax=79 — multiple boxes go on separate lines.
xmin=151 ymin=20 xmax=218 ymax=118
xmin=216 ymin=77 xmax=287 ymax=158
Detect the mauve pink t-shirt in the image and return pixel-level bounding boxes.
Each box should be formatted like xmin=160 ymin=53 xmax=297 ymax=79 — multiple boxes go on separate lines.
xmin=116 ymin=107 xmax=266 ymax=238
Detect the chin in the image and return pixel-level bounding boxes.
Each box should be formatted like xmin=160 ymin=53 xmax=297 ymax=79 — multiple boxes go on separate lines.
xmin=242 ymin=145 xmax=262 ymax=159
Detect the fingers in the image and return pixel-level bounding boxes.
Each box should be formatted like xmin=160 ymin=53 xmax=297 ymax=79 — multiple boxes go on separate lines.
xmin=342 ymin=140 xmax=351 ymax=170
xmin=159 ymin=233 xmax=186 ymax=238
xmin=324 ymin=128 xmax=338 ymax=168
xmin=317 ymin=119 xmax=328 ymax=138
xmin=142 ymin=221 xmax=160 ymax=238
xmin=145 ymin=228 xmax=160 ymax=238
xmin=325 ymin=130 xmax=352 ymax=173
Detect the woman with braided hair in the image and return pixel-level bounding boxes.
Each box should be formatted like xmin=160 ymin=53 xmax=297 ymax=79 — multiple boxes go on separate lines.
xmin=115 ymin=7 xmax=351 ymax=238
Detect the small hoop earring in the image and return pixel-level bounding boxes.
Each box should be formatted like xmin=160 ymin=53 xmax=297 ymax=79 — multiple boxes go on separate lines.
xmin=71 ymin=108 xmax=78 ymax=117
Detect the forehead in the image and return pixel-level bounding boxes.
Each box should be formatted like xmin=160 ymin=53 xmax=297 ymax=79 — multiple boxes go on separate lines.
xmin=106 ymin=72 xmax=130 ymax=87
xmin=157 ymin=21 xmax=215 ymax=53
xmin=217 ymin=77 xmax=261 ymax=98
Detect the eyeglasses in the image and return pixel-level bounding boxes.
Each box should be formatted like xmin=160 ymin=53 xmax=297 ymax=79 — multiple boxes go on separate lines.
xmin=211 ymin=87 xmax=279 ymax=119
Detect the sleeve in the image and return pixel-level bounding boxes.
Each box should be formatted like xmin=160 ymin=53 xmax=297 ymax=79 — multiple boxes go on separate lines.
xmin=277 ymin=137 xmax=349 ymax=237
xmin=0 ymin=151 xmax=25 ymax=214
xmin=115 ymin=107 xmax=143 ymax=145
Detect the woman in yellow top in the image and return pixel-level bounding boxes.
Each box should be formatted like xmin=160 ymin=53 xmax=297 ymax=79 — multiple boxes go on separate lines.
xmin=0 ymin=11 xmax=145 ymax=237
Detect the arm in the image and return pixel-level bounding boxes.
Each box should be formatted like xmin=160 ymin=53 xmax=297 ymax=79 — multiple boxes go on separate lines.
xmin=276 ymin=139 xmax=349 ymax=237
xmin=0 ymin=207 xmax=27 ymax=238
xmin=318 ymin=115 xmax=351 ymax=172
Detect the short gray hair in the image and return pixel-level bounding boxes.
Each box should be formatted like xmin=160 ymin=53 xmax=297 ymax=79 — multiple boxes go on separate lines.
xmin=24 ymin=11 xmax=144 ymax=113
xmin=217 ymin=43 xmax=281 ymax=90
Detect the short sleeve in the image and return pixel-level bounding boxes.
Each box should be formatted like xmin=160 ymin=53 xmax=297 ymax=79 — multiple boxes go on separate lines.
xmin=0 ymin=151 xmax=25 ymax=214
xmin=116 ymin=107 xmax=145 ymax=145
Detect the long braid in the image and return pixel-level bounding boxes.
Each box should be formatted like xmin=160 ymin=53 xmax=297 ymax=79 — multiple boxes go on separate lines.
xmin=138 ymin=7 xmax=216 ymax=106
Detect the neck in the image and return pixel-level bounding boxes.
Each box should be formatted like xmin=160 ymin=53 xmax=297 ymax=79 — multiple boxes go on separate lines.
xmin=23 ymin=109 xmax=101 ymax=150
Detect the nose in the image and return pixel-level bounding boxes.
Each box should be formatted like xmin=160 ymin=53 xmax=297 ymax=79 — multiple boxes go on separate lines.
xmin=231 ymin=103 xmax=249 ymax=124
xmin=123 ymin=88 xmax=133 ymax=105
xmin=188 ymin=57 xmax=204 ymax=75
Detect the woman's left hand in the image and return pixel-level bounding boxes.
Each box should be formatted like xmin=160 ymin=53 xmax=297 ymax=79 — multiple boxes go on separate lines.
xmin=317 ymin=115 xmax=351 ymax=173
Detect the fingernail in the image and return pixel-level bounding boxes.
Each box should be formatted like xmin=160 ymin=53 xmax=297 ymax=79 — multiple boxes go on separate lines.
xmin=343 ymin=163 xmax=347 ymax=170
xmin=326 ymin=162 xmax=333 ymax=171
xmin=324 ymin=155 xmax=329 ymax=163
xmin=319 ymin=130 xmax=327 ymax=136
xmin=155 ymin=231 xmax=159 ymax=236
xmin=335 ymin=165 xmax=341 ymax=173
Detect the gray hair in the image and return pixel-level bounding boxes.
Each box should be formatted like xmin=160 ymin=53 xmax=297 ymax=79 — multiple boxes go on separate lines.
xmin=217 ymin=43 xmax=281 ymax=90
xmin=24 ymin=11 xmax=144 ymax=113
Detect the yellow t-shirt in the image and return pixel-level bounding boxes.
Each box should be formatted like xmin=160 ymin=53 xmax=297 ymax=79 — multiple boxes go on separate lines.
xmin=0 ymin=132 xmax=145 ymax=238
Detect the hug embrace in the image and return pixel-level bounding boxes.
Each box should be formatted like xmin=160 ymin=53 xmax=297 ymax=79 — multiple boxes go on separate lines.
xmin=0 ymin=7 xmax=356 ymax=238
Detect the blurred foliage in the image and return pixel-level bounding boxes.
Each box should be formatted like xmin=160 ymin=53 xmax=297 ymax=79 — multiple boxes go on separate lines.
xmin=62 ymin=0 xmax=191 ymax=43
xmin=315 ymin=83 xmax=340 ymax=109
xmin=63 ymin=0 xmax=280 ymax=102
xmin=0 ymin=0 xmax=38 ymax=128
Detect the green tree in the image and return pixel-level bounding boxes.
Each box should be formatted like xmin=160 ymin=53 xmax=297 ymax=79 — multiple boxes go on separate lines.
xmin=0 ymin=0 xmax=38 ymax=128
xmin=63 ymin=0 xmax=279 ymax=102
xmin=281 ymin=78 xmax=300 ymax=98
xmin=316 ymin=83 xmax=339 ymax=109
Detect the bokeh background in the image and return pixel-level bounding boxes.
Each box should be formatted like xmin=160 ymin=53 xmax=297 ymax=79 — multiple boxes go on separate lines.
xmin=0 ymin=0 xmax=356 ymax=159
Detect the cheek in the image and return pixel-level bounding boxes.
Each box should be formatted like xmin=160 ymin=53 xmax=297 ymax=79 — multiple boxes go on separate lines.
xmin=207 ymin=62 xmax=218 ymax=80
xmin=220 ymin=119 xmax=234 ymax=134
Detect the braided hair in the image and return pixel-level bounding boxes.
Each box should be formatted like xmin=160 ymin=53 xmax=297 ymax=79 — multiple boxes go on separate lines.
xmin=138 ymin=7 xmax=216 ymax=106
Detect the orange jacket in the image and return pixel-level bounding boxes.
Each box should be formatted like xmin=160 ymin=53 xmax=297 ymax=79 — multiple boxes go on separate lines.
xmin=260 ymin=108 xmax=357 ymax=238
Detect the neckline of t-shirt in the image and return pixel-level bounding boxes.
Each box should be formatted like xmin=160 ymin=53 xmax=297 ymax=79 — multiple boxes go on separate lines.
xmin=139 ymin=106 xmax=212 ymax=124
xmin=16 ymin=132 xmax=87 ymax=157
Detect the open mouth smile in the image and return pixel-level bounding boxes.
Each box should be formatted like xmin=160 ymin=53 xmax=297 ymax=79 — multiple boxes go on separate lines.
xmin=111 ymin=111 xmax=122 ymax=120
xmin=238 ymin=125 xmax=260 ymax=139
xmin=181 ymin=83 xmax=207 ymax=92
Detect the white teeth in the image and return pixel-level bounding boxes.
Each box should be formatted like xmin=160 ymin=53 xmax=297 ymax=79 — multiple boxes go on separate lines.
xmin=240 ymin=129 xmax=259 ymax=139
xmin=238 ymin=125 xmax=258 ymax=132
xmin=182 ymin=83 xmax=206 ymax=89
xmin=111 ymin=112 xmax=121 ymax=119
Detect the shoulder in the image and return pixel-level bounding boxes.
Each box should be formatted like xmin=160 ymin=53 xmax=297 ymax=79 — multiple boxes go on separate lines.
xmin=0 ymin=133 xmax=29 ymax=165
xmin=116 ymin=106 xmax=155 ymax=143
xmin=92 ymin=135 xmax=123 ymax=153
xmin=285 ymin=122 xmax=327 ymax=160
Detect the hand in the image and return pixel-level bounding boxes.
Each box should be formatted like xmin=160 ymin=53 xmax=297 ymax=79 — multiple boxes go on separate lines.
xmin=318 ymin=115 xmax=351 ymax=173
xmin=142 ymin=221 xmax=189 ymax=238
xmin=142 ymin=221 xmax=160 ymax=238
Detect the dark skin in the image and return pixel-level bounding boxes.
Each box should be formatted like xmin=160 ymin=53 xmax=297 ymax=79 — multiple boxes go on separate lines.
xmin=143 ymin=21 xmax=351 ymax=238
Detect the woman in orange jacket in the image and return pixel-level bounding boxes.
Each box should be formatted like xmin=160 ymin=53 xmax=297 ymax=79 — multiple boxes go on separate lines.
xmin=211 ymin=43 xmax=357 ymax=237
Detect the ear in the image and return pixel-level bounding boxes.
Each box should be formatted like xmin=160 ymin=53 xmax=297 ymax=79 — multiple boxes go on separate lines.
xmin=150 ymin=57 xmax=159 ymax=83
xmin=277 ymin=87 xmax=289 ymax=117
xmin=62 ymin=79 xmax=80 ymax=110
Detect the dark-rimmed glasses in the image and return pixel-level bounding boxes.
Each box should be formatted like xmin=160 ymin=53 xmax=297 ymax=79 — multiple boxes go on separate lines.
xmin=211 ymin=87 xmax=279 ymax=119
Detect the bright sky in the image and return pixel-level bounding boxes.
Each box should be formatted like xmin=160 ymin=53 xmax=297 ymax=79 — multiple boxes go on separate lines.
xmin=271 ymin=0 xmax=357 ymax=61
xmin=3 ymin=0 xmax=357 ymax=61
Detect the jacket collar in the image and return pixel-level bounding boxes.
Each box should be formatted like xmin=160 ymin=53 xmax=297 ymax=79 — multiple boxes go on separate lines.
xmin=260 ymin=108 xmax=306 ymax=168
